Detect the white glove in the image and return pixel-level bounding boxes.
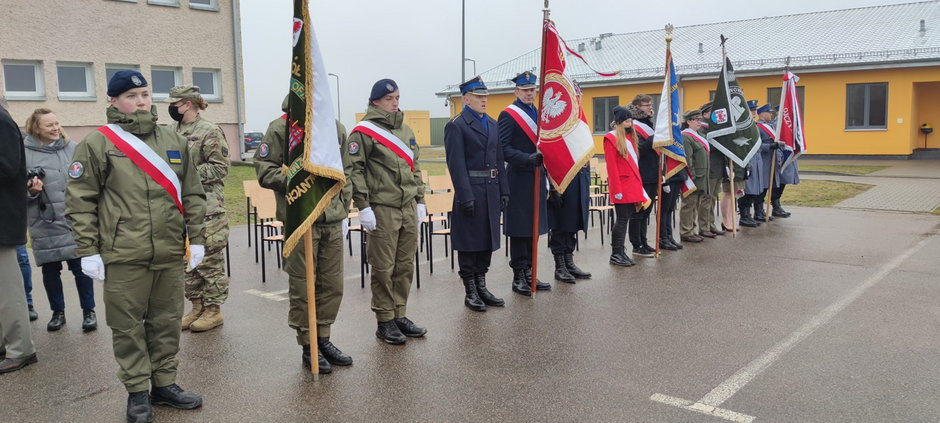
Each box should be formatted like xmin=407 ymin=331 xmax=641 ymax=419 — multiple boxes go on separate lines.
xmin=342 ymin=219 xmax=349 ymax=238
xmin=188 ymin=244 xmax=205 ymax=271
xmin=81 ymin=254 xmax=106 ymax=281
xmin=359 ymin=207 xmax=377 ymax=232
xmin=614 ymin=193 xmax=623 ymax=200
xmin=663 ymin=185 xmax=671 ymax=194
xmin=416 ymin=203 xmax=428 ymax=226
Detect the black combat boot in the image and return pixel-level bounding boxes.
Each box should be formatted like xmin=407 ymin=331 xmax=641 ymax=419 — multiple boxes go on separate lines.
xmin=525 ymin=268 xmax=551 ymax=291
xmin=738 ymin=198 xmax=758 ymax=228
xmin=564 ymin=253 xmax=591 ymax=279
xmin=553 ymin=254 xmax=576 ymax=283
xmin=375 ymin=321 xmax=407 ymax=344
xmin=47 ymin=311 xmax=65 ymax=332
xmin=82 ymin=309 xmax=97 ymax=332
xmin=462 ymin=276 xmax=486 ymax=312
xmin=126 ymin=391 xmax=153 ymax=423
xmin=475 ymin=273 xmax=505 ymax=307
xmin=772 ymin=199 xmax=791 ymax=217
xmin=317 ymin=337 xmax=352 ymax=366
xmin=302 ymin=344 xmax=333 ymax=373
xmin=150 ymin=384 xmax=203 ymax=409
xmin=753 ymin=200 xmax=771 ymax=222
xmin=393 ymin=317 xmax=427 ymax=337
xmin=511 ymin=268 xmax=531 ymax=296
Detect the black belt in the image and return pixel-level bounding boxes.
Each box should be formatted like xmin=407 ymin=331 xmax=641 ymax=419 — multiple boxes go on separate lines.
xmin=468 ymin=169 xmax=499 ymax=178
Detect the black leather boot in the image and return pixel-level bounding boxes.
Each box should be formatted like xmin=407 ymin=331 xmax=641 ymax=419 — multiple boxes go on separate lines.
xmin=47 ymin=311 xmax=65 ymax=332
xmin=772 ymin=199 xmax=791 ymax=217
xmin=462 ymin=276 xmax=486 ymax=312
xmin=511 ymin=268 xmax=531 ymax=296
xmin=611 ymin=221 xmax=636 ymax=266
xmin=317 ymin=337 xmax=352 ymax=366
xmin=126 ymin=391 xmax=153 ymax=423
xmin=28 ymin=305 xmax=37 ymax=322
xmin=564 ymin=254 xmax=591 ymax=279
xmin=525 ymin=268 xmax=551 ymax=291
xmin=753 ymin=201 xmax=771 ymax=221
xmin=150 ymin=384 xmax=203 ymax=409
xmin=738 ymin=199 xmax=758 ymax=228
xmin=302 ymin=344 xmax=333 ymax=373
xmin=375 ymin=321 xmax=406 ymax=345
xmin=82 ymin=309 xmax=97 ymax=332
xmin=553 ymin=254 xmax=575 ymax=283
xmin=609 ymin=247 xmax=635 ymax=267
xmin=475 ymin=274 xmax=504 ymax=306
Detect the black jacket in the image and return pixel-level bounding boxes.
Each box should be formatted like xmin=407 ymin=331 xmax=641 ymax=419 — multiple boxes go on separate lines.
xmin=0 ymin=106 xmax=27 ymax=246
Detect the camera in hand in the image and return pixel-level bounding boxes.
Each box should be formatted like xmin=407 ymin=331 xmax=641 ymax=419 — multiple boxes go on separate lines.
xmin=27 ymin=167 xmax=46 ymax=180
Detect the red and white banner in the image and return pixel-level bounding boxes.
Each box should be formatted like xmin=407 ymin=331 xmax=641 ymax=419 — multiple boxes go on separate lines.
xmin=351 ymin=121 xmax=415 ymax=171
xmin=98 ymin=124 xmax=184 ymax=214
xmin=504 ymin=104 xmax=537 ymax=144
xmin=682 ymin=128 xmax=709 ymax=152
xmin=679 ymin=169 xmax=697 ymax=198
xmin=774 ymin=71 xmax=807 ymax=171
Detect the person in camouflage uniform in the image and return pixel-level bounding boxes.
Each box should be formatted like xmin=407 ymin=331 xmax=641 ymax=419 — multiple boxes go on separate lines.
xmin=165 ymin=86 xmax=230 ymax=333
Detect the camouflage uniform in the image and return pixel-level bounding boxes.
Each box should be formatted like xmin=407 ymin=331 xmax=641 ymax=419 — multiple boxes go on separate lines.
xmin=175 ymin=116 xmax=230 ymax=306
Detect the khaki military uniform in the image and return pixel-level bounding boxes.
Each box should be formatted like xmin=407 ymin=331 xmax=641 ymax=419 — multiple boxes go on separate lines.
xmin=175 ymin=116 xmax=230 ymax=306
xmin=66 ymin=106 xmax=206 ymax=392
xmin=254 ymin=112 xmax=351 ymax=344
xmin=345 ymin=105 xmax=424 ymax=322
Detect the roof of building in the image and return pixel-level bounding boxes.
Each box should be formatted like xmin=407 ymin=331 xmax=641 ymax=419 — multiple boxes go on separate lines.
xmin=437 ymin=1 xmax=940 ymax=96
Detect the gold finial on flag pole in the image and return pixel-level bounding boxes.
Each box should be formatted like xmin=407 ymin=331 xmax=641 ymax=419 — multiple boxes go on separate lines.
xmin=665 ymin=24 xmax=674 ymax=44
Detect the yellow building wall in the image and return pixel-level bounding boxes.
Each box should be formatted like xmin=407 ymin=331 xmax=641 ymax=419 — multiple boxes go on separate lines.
xmin=447 ymin=65 xmax=940 ymax=156
xmin=354 ymin=110 xmax=431 ymax=146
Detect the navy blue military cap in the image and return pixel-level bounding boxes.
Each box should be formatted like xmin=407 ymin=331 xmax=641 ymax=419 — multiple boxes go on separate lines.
xmin=459 ymin=76 xmax=488 ymax=95
xmin=757 ymin=104 xmax=775 ymax=114
xmin=369 ymin=78 xmax=398 ymax=101
xmin=107 ymin=70 xmax=148 ymax=97
xmin=510 ymin=71 xmax=537 ymax=89
xmin=747 ymin=99 xmax=759 ymax=110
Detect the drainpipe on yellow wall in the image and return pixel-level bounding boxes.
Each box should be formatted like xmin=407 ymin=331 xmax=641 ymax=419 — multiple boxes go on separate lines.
xmin=232 ymin=0 xmax=246 ymax=158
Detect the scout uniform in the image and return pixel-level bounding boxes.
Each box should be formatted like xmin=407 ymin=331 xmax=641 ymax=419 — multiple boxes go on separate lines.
xmin=165 ymin=85 xmax=231 ymax=332
xmin=679 ymin=109 xmax=712 ymax=240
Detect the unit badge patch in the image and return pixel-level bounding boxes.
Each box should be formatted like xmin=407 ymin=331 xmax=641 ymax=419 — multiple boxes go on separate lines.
xmin=68 ymin=162 xmax=84 ymax=179
xmin=348 ymin=141 xmax=360 ymax=154
xmin=166 ymin=150 xmax=183 ymax=164
xmin=258 ymin=143 xmax=270 ymax=158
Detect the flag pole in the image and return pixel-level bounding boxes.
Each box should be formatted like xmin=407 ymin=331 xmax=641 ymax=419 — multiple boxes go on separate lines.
xmin=720 ymin=35 xmax=737 ymax=238
xmin=304 ymin=229 xmax=319 ymax=377
xmin=530 ymin=0 xmax=550 ymax=294
xmin=764 ymin=56 xmax=790 ymax=222
xmin=653 ymin=26 xmax=673 ymax=258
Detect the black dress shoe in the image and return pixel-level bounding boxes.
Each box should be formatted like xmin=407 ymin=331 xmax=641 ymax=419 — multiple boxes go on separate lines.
xmin=302 ymin=344 xmax=332 ymax=373
xmin=126 ymin=391 xmax=153 ymax=423
xmin=738 ymin=218 xmax=758 ymax=228
xmin=47 ymin=311 xmax=65 ymax=332
xmin=317 ymin=338 xmax=352 ymax=366
xmin=28 ymin=305 xmax=38 ymax=322
xmin=82 ymin=309 xmax=97 ymax=332
xmin=633 ymin=246 xmax=655 ymax=258
xmin=659 ymin=239 xmax=678 ymax=251
xmin=394 ymin=317 xmax=427 ymax=338
xmin=0 ymin=353 xmax=37 ymax=374
xmin=376 ymin=321 xmax=406 ymax=344
xmin=609 ymin=252 xmax=635 ymax=267
xmin=150 ymin=384 xmax=202 ymax=409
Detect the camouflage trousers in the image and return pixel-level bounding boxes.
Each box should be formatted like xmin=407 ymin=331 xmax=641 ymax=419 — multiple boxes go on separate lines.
xmin=185 ymin=214 xmax=229 ymax=306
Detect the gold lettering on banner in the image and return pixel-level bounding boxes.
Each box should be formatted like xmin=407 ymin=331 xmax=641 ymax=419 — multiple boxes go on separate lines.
xmin=286 ymin=174 xmax=314 ymax=205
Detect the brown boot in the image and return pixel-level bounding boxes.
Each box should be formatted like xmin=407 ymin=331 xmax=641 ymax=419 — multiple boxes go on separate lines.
xmin=181 ymin=298 xmax=204 ymax=331
xmin=190 ymin=305 xmax=223 ymax=332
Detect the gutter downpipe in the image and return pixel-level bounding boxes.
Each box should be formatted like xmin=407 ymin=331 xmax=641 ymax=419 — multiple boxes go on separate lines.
xmin=231 ymin=0 xmax=246 ymax=159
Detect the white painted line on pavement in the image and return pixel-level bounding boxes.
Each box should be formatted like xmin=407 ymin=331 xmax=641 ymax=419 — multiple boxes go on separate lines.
xmin=244 ymin=288 xmax=290 ymax=302
xmin=650 ymin=393 xmax=754 ymax=423
xmin=653 ymin=230 xmax=935 ymax=421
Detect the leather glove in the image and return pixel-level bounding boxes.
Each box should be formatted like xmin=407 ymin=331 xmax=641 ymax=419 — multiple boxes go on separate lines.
xmin=775 ymin=141 xmax=786 ymax=150
xmin=81 ymin=254 xmax=106 ymax=281
xmin=769 ymin=142 xmax=780 ymax=150
xmin=342 ymin=219 xmax=349 ymax=238
xmin=359 ymin=207 xmax=377 ymax=232
xmin=461 ymin=200 xmax=475 ymax=217
xmin=527 ymin=151 xmax=543 ymax=166
xmin=188 ymin=244 xmax=205 ymax=271
xmin=416 ymin=203 xmax=428 ymax=226
xmin=548 ymin=190 xmax=563 ymax=208
xmin=500 ymin=195 xmax=510 ymax=211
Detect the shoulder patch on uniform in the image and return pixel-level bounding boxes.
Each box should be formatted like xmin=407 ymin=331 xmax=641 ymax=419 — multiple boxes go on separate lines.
xmin=166 ymin=150 xmax=183 ymax=164
xmin=68 ymin=161 xmax=84 ymax=179
xmin=258 ymin=143 xmax=270 ymax=158
xmin=409 ymin=138 xmax=416 ymax=149
xmin=348 ymin=141 xmax=360 ymax=155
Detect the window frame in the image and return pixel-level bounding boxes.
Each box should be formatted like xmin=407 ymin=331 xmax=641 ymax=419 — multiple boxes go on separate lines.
xmin=147 ymin=0 xmax=180 ymax=6
xmin=767 ymin=86 xmax=805 ymax=114
xmin=105 ymin=64 xmax=142 ymax=96
xmin=150 ymin=66 xmax=182 ymax=100
xmin=2 ymin=60 xmax=45 ymax=100
xmin=56 ymin=62 xmax=96 ymax=101
xmin=192 ymin=68 xmax=222 ymax=102
xmin=592 ymin=96 xmax=619 ymax=134
xmin=189 ymin=0 xmax=219 ymax=11
xmin=845 ymin=82 xmax=888 ymax=130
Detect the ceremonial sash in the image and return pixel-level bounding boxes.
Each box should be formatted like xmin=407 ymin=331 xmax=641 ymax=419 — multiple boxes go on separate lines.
xmin=504 ymin=104 xmax=537 ymax=144
xmin=756 ymin=122 xmax=775 ymax=140
xmin=98 ymin=124 xmax=184 ymax=214
xmin=605 ymin=131 xmax=651 ymax=209
xmin=633 ymin=121 xmax=653 ymax=139
xmin=682 ymin=128 xmax=710 ymax=152
xmin=351 ymin=121 xmax=415 ymax=171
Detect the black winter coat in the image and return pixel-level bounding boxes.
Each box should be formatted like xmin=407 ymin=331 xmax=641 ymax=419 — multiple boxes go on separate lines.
xmin=548 ymin=165 xmax=590 ymax=233
xmin=497 ymin=100 xmax=547 ymax=237
xmin=0 ymin=107 xmax=27 ymax=246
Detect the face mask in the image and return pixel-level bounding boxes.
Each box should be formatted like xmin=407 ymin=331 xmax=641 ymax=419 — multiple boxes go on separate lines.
xmin=168 ymin=105 xmax=184 ymax=122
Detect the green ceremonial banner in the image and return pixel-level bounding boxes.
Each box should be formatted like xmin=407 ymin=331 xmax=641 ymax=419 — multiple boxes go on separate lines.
xmin=283 ymin=0 xmax=345 ymax=257
xmin=706 ymin=57 xmax=760 ymax=168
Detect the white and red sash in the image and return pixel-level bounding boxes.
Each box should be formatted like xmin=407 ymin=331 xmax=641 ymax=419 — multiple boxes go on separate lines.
xmin=351 ymin=121 xmax=415 ymax=171
xmin=756 ymin=122 xmax=775 ymax=140
xmin=98 ymin=124 xmax=184 ymax=214
xmin=504 ymin=104 xmax=537 ymax=144
xmin=605 ymin=131 xmax=651 ymax=208
xmin=682 ymin=128 xmax=709 ymax=152
xmin=633 ymin=121 xmax=653 ymax=140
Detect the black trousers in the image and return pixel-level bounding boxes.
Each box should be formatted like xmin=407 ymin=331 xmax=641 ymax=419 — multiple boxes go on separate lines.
xmin=509 ymin=237 xmax=534 ymax=270
xmin=548 ymin=231 xmax=577 ymax=255
xmin=629 ymin=183 xmax=657 ymax=248
xmin=772 ymin=184 xmax=786 ymax=201
xmin=458 ymin=251 xmax=493 ymax=280
xmin=613 ymin=203 xmax=636 ymax=251
xmin=659 ymin=181 xmax=680 ymax=240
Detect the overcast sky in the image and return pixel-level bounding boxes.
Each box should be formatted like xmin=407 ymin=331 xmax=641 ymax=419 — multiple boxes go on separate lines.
xmin=240 ymin=0 xmax=913 ymax=131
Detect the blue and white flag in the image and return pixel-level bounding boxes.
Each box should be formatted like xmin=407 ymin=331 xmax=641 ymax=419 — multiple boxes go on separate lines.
xmin=653 ymin=43 xmax=687 ymax=179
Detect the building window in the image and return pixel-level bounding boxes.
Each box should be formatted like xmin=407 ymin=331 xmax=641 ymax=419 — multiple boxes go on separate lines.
xmin=846 ymin=83 xmax=887 ymax=129
xmin=56 ymin=62 xmax=95 ymax=100
xmin=105 ymin=64 xmax=141 ymax=91
xmin=151 ymin=67 xmax=182 ymax=99
xmin=192 ymin=68 xmax=221 ymax=101
xmin=2 ymin=60 xmax=44 ymax=99
xmin=592 ymin=96 xmax=619 ymax=134
xmin=767 ymin=86 xmax=805 ymax=112
xmin=148 ymin=0 xmax=180 ymax=6
xmin=189 ymin=0 xmax=219 ymax=11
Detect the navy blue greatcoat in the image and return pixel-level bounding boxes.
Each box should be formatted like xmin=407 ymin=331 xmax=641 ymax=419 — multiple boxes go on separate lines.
xmin=548 ymin=165 xmax=590 ymax=233
xmin=497 ymin=99 xmax=547 ymax=237
xmin=445 ymin=107 xmax=509 ymax=252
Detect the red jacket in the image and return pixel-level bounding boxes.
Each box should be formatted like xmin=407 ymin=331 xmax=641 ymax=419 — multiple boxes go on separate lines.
xmin=603 ymin=131 xmax=648 ymax=205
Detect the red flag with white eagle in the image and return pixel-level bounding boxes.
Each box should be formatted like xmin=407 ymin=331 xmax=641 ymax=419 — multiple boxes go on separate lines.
xmin=537 ymin=20 xmax=617 ymax=193
xmin=774 ymin=71 xmax=807 ymax=171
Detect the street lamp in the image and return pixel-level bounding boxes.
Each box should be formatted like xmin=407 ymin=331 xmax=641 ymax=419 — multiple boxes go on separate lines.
xmin=328 ymin=72 xmax=340 ymax=122
xmin=464 ymin=58 xmax=476 ymax=77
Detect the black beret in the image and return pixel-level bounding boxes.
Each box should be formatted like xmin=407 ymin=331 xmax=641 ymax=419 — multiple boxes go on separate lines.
xmin=370 ymin=79 xmax=398 ymax=101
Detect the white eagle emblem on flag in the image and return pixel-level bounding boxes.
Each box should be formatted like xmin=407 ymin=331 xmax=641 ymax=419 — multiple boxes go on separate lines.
xmin=540 ymin=87 xmax=567 ymax=124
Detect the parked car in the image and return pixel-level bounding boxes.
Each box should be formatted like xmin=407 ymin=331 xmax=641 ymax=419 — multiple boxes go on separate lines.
xmin=244 ymin=131 xmax=263 ymax=151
